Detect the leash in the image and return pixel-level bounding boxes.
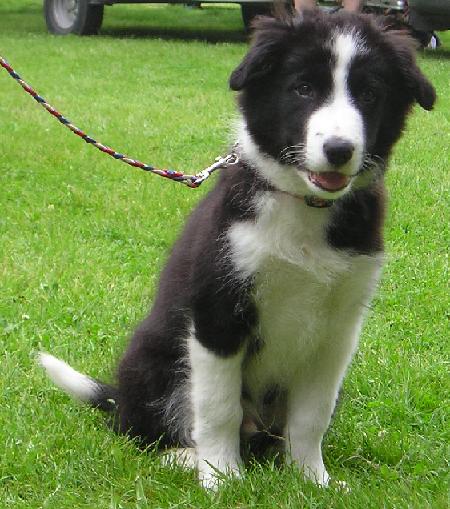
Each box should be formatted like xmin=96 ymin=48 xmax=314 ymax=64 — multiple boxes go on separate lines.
xmin=0 ymin=55 xmax=238 ymax=188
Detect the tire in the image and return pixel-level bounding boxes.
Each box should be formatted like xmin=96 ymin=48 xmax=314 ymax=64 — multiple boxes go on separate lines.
xmin=44 ymin=0 xmax=104 ymax=35
xmin=240 ymin=3 xmax=272 ymax=32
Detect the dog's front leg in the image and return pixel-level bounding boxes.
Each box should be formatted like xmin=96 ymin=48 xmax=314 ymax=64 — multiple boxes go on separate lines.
xmin=286 ymin=258 xmax=382 ymax=486
xmin=189 ymin=337 xmax=244 ymax=489
xmin=285 ymin=339 xmax=355 ymax=487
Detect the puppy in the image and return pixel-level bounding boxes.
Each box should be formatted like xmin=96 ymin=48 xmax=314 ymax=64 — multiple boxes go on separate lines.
xmin=40 ymin=11 xmax=435 ymax=489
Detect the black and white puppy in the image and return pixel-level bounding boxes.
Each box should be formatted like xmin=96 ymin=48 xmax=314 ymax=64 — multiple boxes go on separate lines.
xmin=40 ymin=11 xmax=435 ymax=489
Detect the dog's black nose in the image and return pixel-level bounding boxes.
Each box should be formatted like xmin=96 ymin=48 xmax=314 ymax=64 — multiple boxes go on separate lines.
xmin=323 ymin=137 xmax=354 ymax=167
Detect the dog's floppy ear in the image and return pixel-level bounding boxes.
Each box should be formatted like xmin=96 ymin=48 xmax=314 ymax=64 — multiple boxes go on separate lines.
xmin=383 ymin=28 xmax=436 ymax=111
xmin=229 ymin=40 xmax=277 ymax=91
xmin=229 ymin=16 xmax=290 ymax=91
xmin=410 ymin=65 xmax=436 ymax=110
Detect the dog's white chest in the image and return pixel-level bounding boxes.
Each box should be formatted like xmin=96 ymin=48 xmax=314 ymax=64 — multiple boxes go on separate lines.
xmin=228 ymin=192 xmax=382 ymax=406
xmin=246 ymin=260 xmax=335 ymax=396
xmin=228 ymin=194 xmax=352 ymax=395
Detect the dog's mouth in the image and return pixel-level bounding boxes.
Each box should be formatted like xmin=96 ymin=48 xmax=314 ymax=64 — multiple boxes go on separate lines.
xmin=307 ymin=171 xmax=351 ymax=192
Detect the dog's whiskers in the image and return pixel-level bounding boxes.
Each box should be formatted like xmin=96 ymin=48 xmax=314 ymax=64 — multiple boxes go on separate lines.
xmin=356 ymin=153 xmax=386 ymax=180
xmin=279 ymin=144 xmax=307 ymax=167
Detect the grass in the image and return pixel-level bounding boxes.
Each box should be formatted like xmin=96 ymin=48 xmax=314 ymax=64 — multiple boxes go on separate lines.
xmin=0 ymin=1 xmax=449 ymax=507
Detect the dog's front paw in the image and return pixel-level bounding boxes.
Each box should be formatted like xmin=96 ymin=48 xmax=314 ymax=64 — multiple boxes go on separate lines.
xmin=304 ymin=467 xmax=330 ymax=487
xmin=198 ymin=458 xmax=241 ymax=490
xmin=289 ymin=450 xmax=330 ymax=487
xmin=293 ymin=460 xmax=330 ymax=487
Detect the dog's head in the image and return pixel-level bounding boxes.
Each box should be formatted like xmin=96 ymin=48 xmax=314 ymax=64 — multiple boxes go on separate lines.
xmin=230 ymin=11 xmax=435 ymax=200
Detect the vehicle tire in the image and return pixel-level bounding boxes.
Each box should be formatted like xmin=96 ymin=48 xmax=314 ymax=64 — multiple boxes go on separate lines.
xmin=44 ymin=0 xmax=104 ymax=35
xmin=241 ymin=3 xmax=272 ymax=32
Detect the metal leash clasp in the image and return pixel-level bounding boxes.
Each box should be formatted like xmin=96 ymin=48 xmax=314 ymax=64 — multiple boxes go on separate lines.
xmin=188 ymin=151 xmax=240 ymax=188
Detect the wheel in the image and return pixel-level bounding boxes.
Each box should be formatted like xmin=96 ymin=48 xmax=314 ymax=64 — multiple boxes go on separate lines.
xmin=240 ymin=3 xmax=272 ymax=32
xmin=44 ymin=0 xmax=104 ymax=35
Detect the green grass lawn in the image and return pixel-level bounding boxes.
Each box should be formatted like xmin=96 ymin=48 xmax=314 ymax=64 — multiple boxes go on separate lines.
xmin=1 ymin=1 xmax=449 ymax=507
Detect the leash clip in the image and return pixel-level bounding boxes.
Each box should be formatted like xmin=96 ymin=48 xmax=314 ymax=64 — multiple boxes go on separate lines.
xmin=188 ymin=151 xmax=240 ymax=188
xmin=211 ymin=152 xmax=240 ymax=171
xmin=219 ymin=152 xmax=240 ymax=166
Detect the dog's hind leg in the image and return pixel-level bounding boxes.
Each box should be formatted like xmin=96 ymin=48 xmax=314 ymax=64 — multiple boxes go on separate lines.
xmin=189 ymin=336 xmax=244 ymax=490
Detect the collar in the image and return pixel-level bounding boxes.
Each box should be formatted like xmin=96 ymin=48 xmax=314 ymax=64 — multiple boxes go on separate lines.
xmin=279 ymin=190 xmax=335 ymax=208
xmin=304 ymin=195 xmax=334 ymax=208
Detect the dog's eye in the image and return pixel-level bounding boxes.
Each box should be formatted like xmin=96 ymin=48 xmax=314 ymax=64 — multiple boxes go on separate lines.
xmin=294 ymin=82 xmax=314 ymax=98
xmin=359 ymin=88 xmax=377 ymax=105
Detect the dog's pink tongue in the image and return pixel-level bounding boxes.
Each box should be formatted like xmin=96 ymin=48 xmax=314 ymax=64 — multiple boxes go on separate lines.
xmin=309 ymin=172 xmax=350 ymax=191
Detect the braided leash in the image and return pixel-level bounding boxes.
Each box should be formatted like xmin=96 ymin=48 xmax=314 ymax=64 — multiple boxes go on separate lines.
xmin=0 ymin=55 xmax=238 ymax=188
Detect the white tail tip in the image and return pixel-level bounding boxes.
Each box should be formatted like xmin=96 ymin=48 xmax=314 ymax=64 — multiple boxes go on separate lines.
xmin=38 ymin=352 xmax=98 ymax=403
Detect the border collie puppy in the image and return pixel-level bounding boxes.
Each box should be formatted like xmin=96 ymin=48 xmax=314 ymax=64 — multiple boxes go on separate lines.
xmin=40 ymin=11 xmax=435 ymax=489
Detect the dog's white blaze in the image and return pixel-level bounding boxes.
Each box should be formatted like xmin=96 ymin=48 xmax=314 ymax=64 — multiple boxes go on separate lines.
xmin=188 ymin=332 xmax=244 ymax=489
xmin=228 ymin=191 xmax=383 ymax=484
xmin=305 ymin=32 xmax=366 ymax=176
xmin=38 ymin=353 xmax=98 ymax=402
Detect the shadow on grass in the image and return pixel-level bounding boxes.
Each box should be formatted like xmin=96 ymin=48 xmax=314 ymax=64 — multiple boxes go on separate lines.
xmin=100 ymin=26 xmax=248 ymax=44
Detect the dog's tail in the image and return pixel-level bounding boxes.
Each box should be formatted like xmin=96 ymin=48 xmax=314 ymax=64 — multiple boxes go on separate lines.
xmin=38 ymin=353 xmax=118 ymax=412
